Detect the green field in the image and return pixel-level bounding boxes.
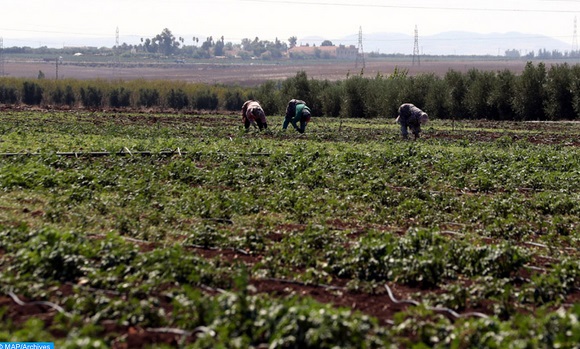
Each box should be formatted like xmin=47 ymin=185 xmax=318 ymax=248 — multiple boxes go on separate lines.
xmin=1 ymin=111 xmax=579 ymax=348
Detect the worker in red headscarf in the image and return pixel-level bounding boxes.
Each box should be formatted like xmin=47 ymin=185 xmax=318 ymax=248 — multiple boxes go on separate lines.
xmin=241 ymin=100 xmax=268 ymax=131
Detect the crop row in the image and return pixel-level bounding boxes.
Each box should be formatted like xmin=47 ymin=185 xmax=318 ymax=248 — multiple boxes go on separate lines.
xmin=2 ymin=139 xmax=580 ymax=240
xmin=1 ymin=226 xmax=579 ymax=348
xmin=0 ymin=111 xmax=579 ymax=347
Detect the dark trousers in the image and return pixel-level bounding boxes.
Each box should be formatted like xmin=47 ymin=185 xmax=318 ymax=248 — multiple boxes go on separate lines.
xmin=245 ymin=119 xmax=267 ymax=131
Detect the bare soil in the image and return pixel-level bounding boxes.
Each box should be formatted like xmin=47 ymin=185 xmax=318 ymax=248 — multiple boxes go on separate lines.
xmin=4 ymin=58 xmax=539 ymax=86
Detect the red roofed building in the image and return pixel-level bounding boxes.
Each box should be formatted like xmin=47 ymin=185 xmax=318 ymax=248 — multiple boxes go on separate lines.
xmin=288 ymin=44 xmax=358 ymax=60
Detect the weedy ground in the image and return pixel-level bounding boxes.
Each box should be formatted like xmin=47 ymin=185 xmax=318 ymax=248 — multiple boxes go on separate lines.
xmin=0 ymin=110 xmax=579 ymax=348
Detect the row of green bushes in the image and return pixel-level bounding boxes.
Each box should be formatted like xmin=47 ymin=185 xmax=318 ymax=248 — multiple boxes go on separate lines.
xmin=1 ymin=62 xmax=579 ymax=120
xmin=282 ymin=62 xmax=580 ymax=121
xmin=0 ymin=78 xmax=249 ymax=112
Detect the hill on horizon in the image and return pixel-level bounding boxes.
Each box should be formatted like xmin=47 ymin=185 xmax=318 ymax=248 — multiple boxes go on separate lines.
xmin=4 ymin=31 xmax=574 ymax=57
xmin=300 ymin=31 xmax=574 ymax=56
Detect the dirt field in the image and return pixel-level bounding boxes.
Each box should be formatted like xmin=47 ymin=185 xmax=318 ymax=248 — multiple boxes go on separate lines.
xmin=3 ymin=58 xmax=540 ymax=86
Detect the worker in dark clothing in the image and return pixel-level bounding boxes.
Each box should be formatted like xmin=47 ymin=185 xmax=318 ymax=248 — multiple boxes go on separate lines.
xmin=241 ymin=100 xmax=268 ymax=131
xmin=283 ymin=99 xmax=311 ymax=134
xmin=396 ymin=103 xmax=429 ymax=139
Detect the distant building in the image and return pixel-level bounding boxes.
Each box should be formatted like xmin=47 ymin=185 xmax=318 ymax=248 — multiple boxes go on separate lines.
xmin=288 ymin=44 xmax=358 ymax=59
xmin=63 ymin=46 xmax=99 ymax=50
xmin=336 ymin=45 xmax=358 ymax=59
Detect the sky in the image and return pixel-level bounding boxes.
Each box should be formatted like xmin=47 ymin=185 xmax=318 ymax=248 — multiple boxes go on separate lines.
xmin=2 ymin=0 xmax=580 ymax=51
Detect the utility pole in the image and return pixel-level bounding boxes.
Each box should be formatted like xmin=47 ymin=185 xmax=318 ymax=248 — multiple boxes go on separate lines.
xmin=412 ymin=25 xmax=420 ymax=66
xmin=355 ymin=26 xmax=365 ymax=70
xmin=573 ymin=16 xmax=579 ymax=53
xmin=0 ymin=37 xmax=4 ymax=77
xmin=115 ymin=26 xmax=120 ymax=63
xmin=115 ymin=26 xmax=121 ymax=74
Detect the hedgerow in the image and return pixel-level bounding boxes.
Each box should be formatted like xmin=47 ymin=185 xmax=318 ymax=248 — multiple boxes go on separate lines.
xmin=4 ymin=62 xmax=580 ymax=120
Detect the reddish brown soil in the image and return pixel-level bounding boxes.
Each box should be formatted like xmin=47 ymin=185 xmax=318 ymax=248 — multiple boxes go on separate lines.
xmin=4 ymin=229 xmax=577 ymax=348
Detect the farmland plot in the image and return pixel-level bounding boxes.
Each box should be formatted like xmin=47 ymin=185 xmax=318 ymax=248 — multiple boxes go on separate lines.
xmin=0 ymin=111 xmax=579 ymax=348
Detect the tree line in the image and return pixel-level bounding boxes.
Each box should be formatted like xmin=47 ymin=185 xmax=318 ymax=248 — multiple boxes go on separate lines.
xmin=1 ymin=62 xmax=580 ymax=121
xmin=137 ymin=28 xmax=294 ymax=59
xmin=5 ymin=27 xmax=580 ymax=61
xmin=2 ymin=28 xmax=298 ymax=61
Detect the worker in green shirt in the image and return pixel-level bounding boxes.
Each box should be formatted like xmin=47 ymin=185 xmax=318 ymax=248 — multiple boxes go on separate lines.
xmin=283 ymin=99 xmax=311 ymax=134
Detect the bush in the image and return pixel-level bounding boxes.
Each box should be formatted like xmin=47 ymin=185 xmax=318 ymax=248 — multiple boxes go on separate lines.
xmin=513 ymin=62 xmax=547 ymax=121
xmin=424 ymin=77 xmax=449 ymax=119
xmin=223 ymin=90 xmax=246 ymax=111
xmin=570 ymin=65 xmax=580 ymax=119
xmin=304 ymin=78 xmax=326 ymax=117
xmin=138 ymin=88 xmax=160 ymax=108
xmin=79 ymin=86 xmax=104 ymax=108
xmin=280 ymin=71 xmax=312 ymax=106
xmin=544 ymin=63 xmax=575 ymax=120
xmin=399 ymin=74 xmax=435 ymax=110
xmin=343 ymin=75 xmax=369 ymax=118
xmin=374 ymin=70 xmax=409 ymax=119
xmin=255 ymin=80 xmax=282 ymax=115
xmin=445 ymin=69 xmax=468 ymax=119
xmin=0 ymin=85 xmax=19 ymax=104
xmin=22 ymin=81 xmax=43 ymax=105
xmin=465 ymin=69 xmax=496 ymax=119
xmin=319 ymin=81 xmax=343 ymax=117
xmin=109 ymin=87 xmax=132 ymax=108
xmin=193 ymin=89 xmax=218 ymax=110
xmin=50 ymin=87 xmax=65 ymax=105
xmin=490 ymin=69 xmax=516 ymax=120
xmin=166 ymin=88 xmax=189 ymax=110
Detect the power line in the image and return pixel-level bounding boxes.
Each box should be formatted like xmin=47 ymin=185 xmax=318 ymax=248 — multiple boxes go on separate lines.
xmin=0 ymin=27 xmax=116 ymax=37
xmin=241 ymin=0 xmax=580 ymax=13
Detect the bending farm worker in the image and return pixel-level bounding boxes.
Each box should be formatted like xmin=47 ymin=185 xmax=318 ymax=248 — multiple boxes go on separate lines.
xmin=241 ymin=100 xmax=268 ymax=131
xmin=283 ymin=99 xmax=311 ymax=134
xmin=396 ymin=103 xmax=429 ymax=139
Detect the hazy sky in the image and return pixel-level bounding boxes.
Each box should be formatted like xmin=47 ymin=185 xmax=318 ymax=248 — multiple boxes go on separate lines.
xmin=2 ymin=0 xmax=580 ymax=48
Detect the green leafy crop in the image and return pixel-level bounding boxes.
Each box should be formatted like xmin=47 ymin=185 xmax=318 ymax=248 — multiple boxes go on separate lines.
xmin=1 ymin=112 xmax=580 ymax=347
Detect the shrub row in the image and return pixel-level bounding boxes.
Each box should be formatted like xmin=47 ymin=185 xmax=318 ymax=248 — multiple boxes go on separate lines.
xmin=274 ymin=63 xmax=580 ymax=120
xmin=2 ymin=62 xmax=580 ymax=120
xmin=0 ymin=77 xmax=246 ymax=112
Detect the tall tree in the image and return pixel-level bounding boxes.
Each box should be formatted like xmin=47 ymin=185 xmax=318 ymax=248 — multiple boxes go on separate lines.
xmin=513 ymin=62 xmax=547 ymax=120
xmin=288 ymin=36 xmax=297 ymax=48
xmin=214 ymin=36 xmax=225 ymax=56
xmin=153 ymin=28 xmax=180 ymax=55
xmin=201 ymin=36 xmax=214 ymax=51
xmin=199 ymin=37 xmax=214 ymax=58
xmin=141 ymin=38 xmax=157 ymax=53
